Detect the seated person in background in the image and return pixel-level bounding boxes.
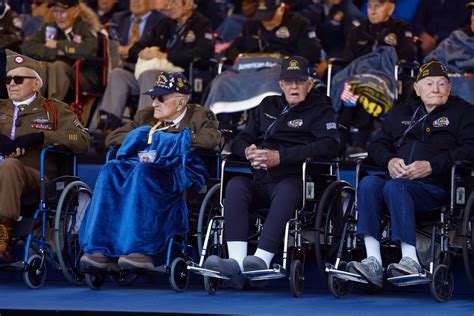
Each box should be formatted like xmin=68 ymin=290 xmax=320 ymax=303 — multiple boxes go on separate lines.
xmin=0 ymin=50 xmax=91 ymax=263
xmin=346 ymin=61 xmax=474 ymax=288
xmin=0 ymin=0 xmax=23 ymax=53
xmin=21 ymin=0 xmax=98 ymax=102
xmin=91 ymin=0 xmax=120 ymax=24
xmin=337 ymin=0 xmax=416 ymax=155
xmin=80 ymin=72 xmax=220 ymax=270
xmin=204 ymin=56 xmax=340 ymax=289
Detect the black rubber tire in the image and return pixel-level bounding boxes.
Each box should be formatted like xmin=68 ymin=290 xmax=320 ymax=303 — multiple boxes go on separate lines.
xmin=462 ymin=191 xmax=474 ymax=287
xmin=169 ymin=257 xmax=190 ymax=292
xmin=85 ymin=272 xmax=106 ymax=290
xmin=314 ymin=180 xmax=355 ymax=283
xmin=430 ymin=264 xmax=454 ymax=303
xmin=55 ymin=181 xmax=92 ymax=285
xmin=327 ymin=261 xmax=353 ymax=298
xmin=204 ymin=276 xmax=219 ymax=295
xmin=290 ymin=259 xmax=304 ymax=297
xmin=109 ymin=271 xmax=139 ymax=286
xmin=197 ymin=183 xmax=222 ymax=256
xmin=23 ymin=254 xmax=47 ymax=289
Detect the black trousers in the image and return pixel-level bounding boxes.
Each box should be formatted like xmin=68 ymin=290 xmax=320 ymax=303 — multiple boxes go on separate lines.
xmin=223 ymin=175 xmax=303 ymax=253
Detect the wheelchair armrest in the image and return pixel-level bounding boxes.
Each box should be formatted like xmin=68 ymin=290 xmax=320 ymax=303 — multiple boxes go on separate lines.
xmin=398 ymin=60 xmax=420 ymax=70
xmin=454 ymin=160 xmax=474 ymax=169
xmin=327 ymin=57 xmax=349 ymax=67
xmin=41 ymin=144 xmax=73 ymax=156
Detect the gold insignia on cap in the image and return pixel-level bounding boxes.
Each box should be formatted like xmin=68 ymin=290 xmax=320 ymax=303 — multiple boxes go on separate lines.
xmin=287 ymin=59 xmax=300 ymax=70
xmin=258 ymin=0 xmax=267 ymax=10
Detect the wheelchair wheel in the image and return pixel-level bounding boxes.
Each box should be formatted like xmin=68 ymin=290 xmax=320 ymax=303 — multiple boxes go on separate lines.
xmin=109 ymin=271 xmax=139 ymax=286
xmin=169 ymin=257 xmax=190 ymax=292
xmin=327 ymin=261 xmax=353 ymax=298
xmin=430 ymin=264 xmax=454 ymax=302
xmin=462 ymin=191 xmax=474 ymax=287
xmin=23 ymin=254 xmax=47 ymax=289
xmin=290 ymin=259 xmax=304 ymax=297
xmin=204 ymin=275 xmax=219 ymax=295
xmin=85 ymin=272 xmax=106 ymax=290
xmin=315 ymin=180 xmax=355 ymax=282
xmin=197 ymin=183 xmax=222 ymax=256
xmin=55 ymin=180 xmax=92 ymax=285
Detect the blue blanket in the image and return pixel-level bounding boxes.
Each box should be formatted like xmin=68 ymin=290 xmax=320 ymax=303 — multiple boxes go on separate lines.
xmin=79 ymin=127 xmax=207 ymax=256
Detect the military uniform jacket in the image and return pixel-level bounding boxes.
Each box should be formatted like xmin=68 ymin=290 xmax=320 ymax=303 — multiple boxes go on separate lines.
xmin=232 ymin=89 xmax=340 ymax=183
xmin=0 ymin=95 xmax=91 ymax=178
xmin=368 ymin=96 xmax=474 ymax=187
xmin=164 ymin=12 xmax=214 ymax=69
xmin=105 ymin=103 xmax=220 ymax=150
xmin=226 ymin=11 xmax=321 ymax=64
xmin=21 ymin=18 xmax=98 ymax=64
xmin=0 ymin=5 xmax=22 ymax=52
xmin=342 ymin=17 xmax=415 ymax=62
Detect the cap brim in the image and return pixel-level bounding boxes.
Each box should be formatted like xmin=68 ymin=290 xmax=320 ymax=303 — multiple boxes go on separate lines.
xmin=467 ymin=3 xmax=474 ymax=8
xmin=279 ymin=73 xmax=309 ymax=81
xmin=254 ymin=10 xmax=276 ymax=21
xmin=143 ymin=86 xmax=172 ymax=97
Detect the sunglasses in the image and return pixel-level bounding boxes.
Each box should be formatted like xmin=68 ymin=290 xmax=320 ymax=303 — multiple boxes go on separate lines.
xmin=150 ymin=95 xmax=165 ymax=103
xmin=2 ymin=76 xmax=37 ymax=85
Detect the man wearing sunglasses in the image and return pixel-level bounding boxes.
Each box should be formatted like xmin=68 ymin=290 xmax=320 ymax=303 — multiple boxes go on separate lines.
xmin=204 ymin=56 xmax=340 ymax=289
xmin=79 ymin=72 xmax=220 ymax=270
xmin=0 ymin=50 xmax=90 ymax=263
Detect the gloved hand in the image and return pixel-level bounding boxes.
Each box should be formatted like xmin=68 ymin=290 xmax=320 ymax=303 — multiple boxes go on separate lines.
xmin=0 ymin=134 xmax=15 ymax=156
xmin=12 ymin=132 xmax=44 ymax=150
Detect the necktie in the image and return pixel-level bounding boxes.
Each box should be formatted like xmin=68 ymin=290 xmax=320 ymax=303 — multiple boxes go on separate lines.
xmin=65 ymin=31 xmax=72 ymax=41
xmin=129 ymin=16 xmax=142 ymax=46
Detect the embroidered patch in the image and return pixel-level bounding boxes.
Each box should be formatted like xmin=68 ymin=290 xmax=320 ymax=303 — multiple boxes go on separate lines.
xmin=184 ymin=30 xmax=196 ymax=43
xmin=66 ymin=46 xmax=76 ymax=54
xmin=357 ymin=40 xmax=368 ymax=46
xmin=287 ymin=119 xmax=303 ymax=128
xmin=276 ymin=26 xmax=290 ymax=39
xmin=308 ymin=30 xmax=316 ymax=39
xmin=14 ymin=56 xmax=24 ymax=64
xmin=204 ymin=32 xmax=213 ymax=40
xmin=401 ymin=120 xmax=412 ymax=125
xmin=405 ymin=31 xmax=413 ymax=38
xmin=326 ymin=122 xmax=337 ymax=130
xmin=68 ymin=134 xmax=78 ymax=141
xmin=264 ymin=113 xmax=277 ymax=120
xmin=433 ymin=117 xmax=449 ymax=128
xmin=384 ymin=33 xmax=397 ymax=46
xmin=72 ymin=34 xmax=82 ymax=43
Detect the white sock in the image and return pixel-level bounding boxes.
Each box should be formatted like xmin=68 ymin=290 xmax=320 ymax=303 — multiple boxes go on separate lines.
xmin=227 ymin=241 xmax=247 ymax=272
xmin=254 ymin=248 xmax=274 ymax=269
xmin=364 ymin=235 xmax=382 ymax=266
xmin=401 ymin=242 xmax=420 ymax=264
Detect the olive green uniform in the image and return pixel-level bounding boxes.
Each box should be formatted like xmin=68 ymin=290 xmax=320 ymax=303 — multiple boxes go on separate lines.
xmin=106 ymin=103 xmax=220 ymax=150
xmin=21 ymin=18 xmax=98 ymax=101
xmin=0 ymin=94 xmax=91 ymax=219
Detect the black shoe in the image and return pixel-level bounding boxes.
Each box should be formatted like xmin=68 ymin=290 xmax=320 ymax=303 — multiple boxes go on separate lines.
xmin=204 ymin=255 xmax=245 ymax=290
xmin=243 ymin=255 xmax=269 ymax=288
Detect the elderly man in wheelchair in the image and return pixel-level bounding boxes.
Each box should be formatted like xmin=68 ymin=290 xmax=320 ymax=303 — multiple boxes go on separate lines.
xmin=202 ymin=56 xmax=340 ymax=290
xmin=343 ymin=61 xmax=474 ymax=289
xmin=0 ymin=50 xmax=90 ymax=265
xmin=79 ymin=72 xmax=220 ymax=277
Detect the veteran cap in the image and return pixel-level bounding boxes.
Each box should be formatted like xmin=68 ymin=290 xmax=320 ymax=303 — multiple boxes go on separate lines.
xmin=416 ymin=60 xmax=450 ymax=82
xmin=5 ymin=49 xmax=43 ymax=76
xmin=279 ymin=56 xmax=310 ymax=81
xmin=48 ymin=0 xmax=79 ymax=9
xmin=144 ymin=72 xmax=192 ymax=98
xmin=467 ymin=2 xmax=474 ymax=8
xmin=254 ymin=0 xmax=281 ymax=21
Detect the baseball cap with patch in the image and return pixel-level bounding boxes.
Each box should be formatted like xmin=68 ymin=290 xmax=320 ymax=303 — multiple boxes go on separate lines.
xmin=48 ymin=0 xmax=79 ymax=9
xmin=467 ymin=2 xmax=474 ymax=8
xmin=416 ymin=60 xmax=450 ymax=82
xmin=279 ymin=56 xmax=310 ymax=81
xmin=254 ymin=0 xmax=281 ymax=21
xmin=144 ymin=72 xmax=192 ymax=97
xmin=5 ymin=49 xmax=43 ymax=76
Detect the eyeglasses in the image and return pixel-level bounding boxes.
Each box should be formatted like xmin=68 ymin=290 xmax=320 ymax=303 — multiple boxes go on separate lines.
xmin=2 ymin=76 xmax=37 ymax=85
xmin=150 ymin=95 xmax=165 ymax=103
xmin=281 ymin=79 xmax=307 ymax=86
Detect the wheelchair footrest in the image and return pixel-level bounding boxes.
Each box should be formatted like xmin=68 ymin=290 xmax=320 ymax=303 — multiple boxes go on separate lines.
xmin=122 ymin=265 xmax=167 ymax=274
xmin=387 ymin=271 xmax=431 ymax=286
xmin=242 ymin=265 xmax=286 ymax=281
xmin=326 ymin=266 xmax=369 ymax=284
xmin=0 ymin=260 xmax=24 ymax=271
xmin=186 ymin=262 xmax=230 ymax=280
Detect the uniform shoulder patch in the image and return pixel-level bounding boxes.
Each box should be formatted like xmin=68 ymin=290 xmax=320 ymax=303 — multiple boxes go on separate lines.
xmin=206 ymin=111 xmax=217 ymax=121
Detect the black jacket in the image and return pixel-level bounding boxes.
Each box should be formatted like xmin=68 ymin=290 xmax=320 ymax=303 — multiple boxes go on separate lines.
xmin=226 ymin=10 xmax=321 ymax=64
xmin=342 ymin=17 xmax=415 ymax=62
xmin=232 ymin=89 xmax=340 ymax=183
xmin=368 ymin=96 xmax=474 ymax=187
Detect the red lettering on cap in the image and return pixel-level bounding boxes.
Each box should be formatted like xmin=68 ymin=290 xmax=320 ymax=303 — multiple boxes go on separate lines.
xmin=14 ymin=56 xmax=24 ymax=64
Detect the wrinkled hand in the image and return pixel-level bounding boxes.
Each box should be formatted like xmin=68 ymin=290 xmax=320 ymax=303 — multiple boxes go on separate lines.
xmin=0 ymin=134 xmax=15 ymax=156
xmin=45 ymin=40 xmax=58 ymax=49
xmin=388 ymin=157 xmax=408 ymax=179
xmin=119 ymin=45 xmax=131 ymax=57
xmin=245 ymin=144 xmax=280 ymax=170
xmin=405 ymin=160 xmax=432 ymax=180
xmin=149 ymin=46 xmax=166 ymax=59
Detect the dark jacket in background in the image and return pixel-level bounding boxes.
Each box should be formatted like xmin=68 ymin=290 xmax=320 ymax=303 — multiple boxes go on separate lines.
xmin=368 ymin=96 xmax=474 ymax=188
xmin=232 ymin=89 xmax=340 ymax=183
xmin=0 ymin=5 xmax=22 ymax=52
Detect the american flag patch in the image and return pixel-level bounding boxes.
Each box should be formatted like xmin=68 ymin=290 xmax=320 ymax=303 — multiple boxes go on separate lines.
xmin=341 ymin=82 xmax=359 ymax=107
xmin=326 ymin=122 xmax=337 ymax=130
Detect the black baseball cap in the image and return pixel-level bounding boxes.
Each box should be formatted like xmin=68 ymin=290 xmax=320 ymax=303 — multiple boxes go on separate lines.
xmin=254 ymin=0 xmax=281 ymax=21
xmin=467 ymin=1 xmax=474 ymax=8
xmin=144 ymin=72 xmax=192 ymax=97
xmin=279 ymin=56 xmax=310 ymax=81
xmin=48 ymin=0 xmax=79 ymax=9
xmin=416 ymin=60 xmax=450 ymax=82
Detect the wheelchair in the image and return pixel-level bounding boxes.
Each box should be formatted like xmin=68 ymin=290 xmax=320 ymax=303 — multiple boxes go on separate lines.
xmin=81 ymin=147 xmax=223 ymax=292
xmin=187 ymin=157 xmax=341 ymax=297
xmin=323 ymin=157 xmax=474 ymax=302
xmin=0 ymin=146 xmax=91 ymax=288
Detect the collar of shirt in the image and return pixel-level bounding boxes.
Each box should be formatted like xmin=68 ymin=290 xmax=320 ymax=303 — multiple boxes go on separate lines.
xmin=13 ymin=94 xmax=36 ymax=108
xmin=64 ymin=27 xmax=73 ymax=35
xmin=172 ymin=108 xmax=187 ymax=128
xmin=130 ymin=11 xmax=152 ymax=39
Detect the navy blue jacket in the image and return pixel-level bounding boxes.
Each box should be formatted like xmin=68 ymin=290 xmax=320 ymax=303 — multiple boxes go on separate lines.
xmin=368 ymin=96 xmax=474 ymax=187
